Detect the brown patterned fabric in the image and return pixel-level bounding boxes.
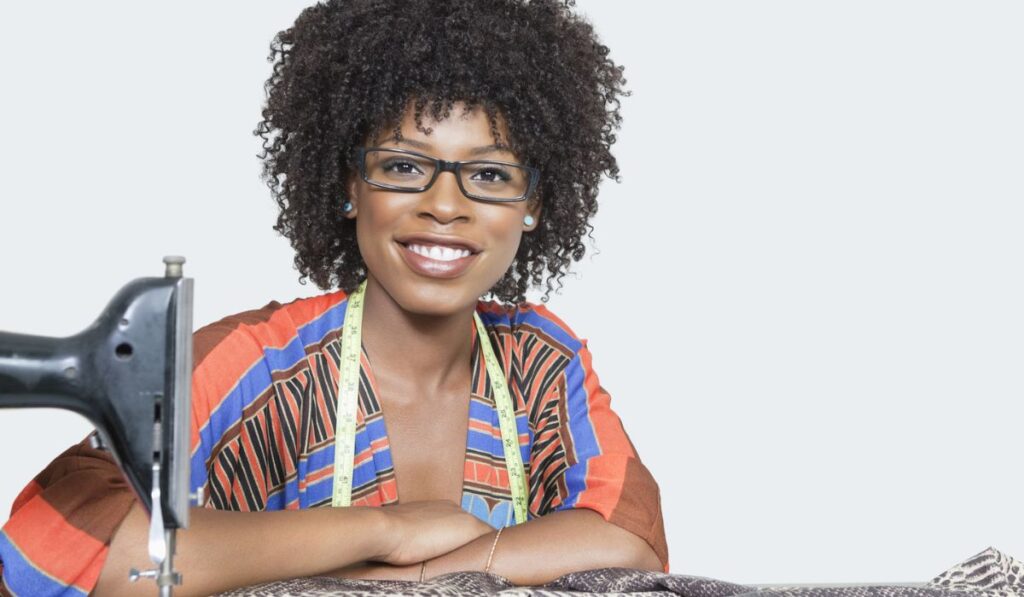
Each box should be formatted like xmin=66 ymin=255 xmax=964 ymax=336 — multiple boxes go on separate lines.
xmin=213 ymin=547 xmax=1023 ymax=597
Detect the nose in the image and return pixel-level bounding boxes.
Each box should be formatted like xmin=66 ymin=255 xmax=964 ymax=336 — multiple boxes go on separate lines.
xmin=418 ymin=169 xmax=471 ymax=224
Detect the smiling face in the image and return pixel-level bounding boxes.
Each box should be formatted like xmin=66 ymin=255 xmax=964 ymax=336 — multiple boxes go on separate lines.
xmin=344 ymin=103 xmax=541 ymax=317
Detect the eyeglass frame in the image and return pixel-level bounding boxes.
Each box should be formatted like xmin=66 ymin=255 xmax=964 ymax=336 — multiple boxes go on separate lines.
xmin=354 ymin=146 xmax=541 ymax=203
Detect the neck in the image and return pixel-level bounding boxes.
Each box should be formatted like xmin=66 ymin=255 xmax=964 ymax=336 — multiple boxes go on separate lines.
xmin=358 ymin=275 xmax=476 ymax=396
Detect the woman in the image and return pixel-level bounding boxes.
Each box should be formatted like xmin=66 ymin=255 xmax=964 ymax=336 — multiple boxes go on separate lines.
xmin=0 ymin=0 xmax=667 ymax=595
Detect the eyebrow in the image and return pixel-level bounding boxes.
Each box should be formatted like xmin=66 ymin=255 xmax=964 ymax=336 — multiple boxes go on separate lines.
xmin=379 ymin=137 xmax=513 ymax=157
xmin=467 ymin=144 xmax=512 ymax=157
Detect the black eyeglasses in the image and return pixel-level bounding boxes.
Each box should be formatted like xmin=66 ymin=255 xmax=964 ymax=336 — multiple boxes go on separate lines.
xmin=355 ymin=147 xmax=540 ymax=203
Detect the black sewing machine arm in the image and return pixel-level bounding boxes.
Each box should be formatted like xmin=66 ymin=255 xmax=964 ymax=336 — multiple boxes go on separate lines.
xmin=0 ymin=259 xmax=193 ymax=531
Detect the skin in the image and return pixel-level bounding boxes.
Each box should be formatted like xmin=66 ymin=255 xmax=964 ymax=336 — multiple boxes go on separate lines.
xmin=93 ymin=103 xmax=660 ymax=595
xmin=93 ymin=500 xmax=492 ymax=596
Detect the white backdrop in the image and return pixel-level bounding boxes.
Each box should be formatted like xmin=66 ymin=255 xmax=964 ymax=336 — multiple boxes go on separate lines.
xmin=1 ymin=0 xmax=1021 ymax=584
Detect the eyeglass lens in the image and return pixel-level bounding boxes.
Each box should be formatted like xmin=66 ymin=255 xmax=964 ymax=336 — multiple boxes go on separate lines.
xmin=363 ymin=149 xmax=531 ymax=200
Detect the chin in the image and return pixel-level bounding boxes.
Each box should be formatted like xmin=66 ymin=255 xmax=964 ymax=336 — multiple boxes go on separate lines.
xmin=391 ymin=279 xmax=484 ymax=317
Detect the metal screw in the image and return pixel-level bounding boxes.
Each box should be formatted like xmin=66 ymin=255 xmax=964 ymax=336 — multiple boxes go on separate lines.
xmin=128 ymin=567 xmax=157 ymax=582
xmin=88 ymin=432 xmax=106 ymax=450
xmin=163 ymin=256 xmax=186 ymax=278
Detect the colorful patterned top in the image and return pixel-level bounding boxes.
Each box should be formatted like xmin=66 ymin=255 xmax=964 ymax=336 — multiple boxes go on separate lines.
xmin=0 ymin=290 xmax=668 ymax=596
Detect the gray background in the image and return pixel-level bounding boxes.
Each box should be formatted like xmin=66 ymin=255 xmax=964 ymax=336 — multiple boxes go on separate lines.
xmin=1 ymin=0 xmax=1021 ymax=584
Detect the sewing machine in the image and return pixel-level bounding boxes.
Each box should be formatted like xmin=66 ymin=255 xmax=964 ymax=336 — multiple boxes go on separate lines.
xmin=0 ymin=256 xmax=194 ymax=596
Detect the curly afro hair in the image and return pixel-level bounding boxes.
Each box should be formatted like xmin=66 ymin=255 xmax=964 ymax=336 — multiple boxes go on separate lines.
xmin=255 ymin=0 xmax=627 ymax=304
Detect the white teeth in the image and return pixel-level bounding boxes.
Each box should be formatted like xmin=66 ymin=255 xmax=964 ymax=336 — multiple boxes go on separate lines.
xmin=406 ymin=243 xmax=472 ymax=261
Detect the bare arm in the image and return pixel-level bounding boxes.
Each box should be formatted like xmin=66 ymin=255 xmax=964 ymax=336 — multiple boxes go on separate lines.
xmin=93 ymin=500 xmax=491 ymax=597
xmin=428 ymin=509 xmax=662 ymax=583
xmin=331 ymin=509 xmax=663 ymax=585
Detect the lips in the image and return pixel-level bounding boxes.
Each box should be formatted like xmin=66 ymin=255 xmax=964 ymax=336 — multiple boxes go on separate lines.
xmin=394 ymin=234 xmax=482 ymax=279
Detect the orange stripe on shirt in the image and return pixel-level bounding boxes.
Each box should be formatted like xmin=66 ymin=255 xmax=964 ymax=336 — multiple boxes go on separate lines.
xmin=572 ymin=453 xmax=630 ymax=517
xmin=305 ymin=464 xmax=334 ymax=486
xmin=277 ymin=291 xmax=348 ymax=337
xmin=577 ymin=341 xmax=636 ymax=458
xmin=468 ymin=419 xmax=497 ymax=435
xmin=2 ymin=497 xmax=107 ymax=589
xmin=530 ymin=303 xmax=577 ymax=340
xmin=8 ymin=480 xmax=43 ymax=517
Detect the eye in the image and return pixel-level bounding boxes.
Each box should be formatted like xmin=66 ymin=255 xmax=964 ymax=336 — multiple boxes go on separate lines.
xmin=469 ymin=166 xmax=513 ymax=184
xmin=381 ymin=159 xmax=425 ymax=176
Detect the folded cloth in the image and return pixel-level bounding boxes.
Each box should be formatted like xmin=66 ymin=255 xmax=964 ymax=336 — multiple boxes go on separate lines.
xmin=213 ymin=547 xmax=1022 ymax=597
xmin=928 ymin=547 xmax=1022 ymax=596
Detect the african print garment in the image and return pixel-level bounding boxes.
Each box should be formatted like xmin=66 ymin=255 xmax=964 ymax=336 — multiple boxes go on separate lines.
xmin=0 ymin=290 xmax=668 ymax=596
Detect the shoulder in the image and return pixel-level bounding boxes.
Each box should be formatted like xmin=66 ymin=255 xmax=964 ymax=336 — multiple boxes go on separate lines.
xmin=193 ymin=289 xmax=350 ymax=373
xmin=475 ymin=299 xmax=587 ymax=361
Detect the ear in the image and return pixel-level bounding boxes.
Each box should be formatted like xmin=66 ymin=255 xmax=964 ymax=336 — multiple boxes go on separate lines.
xmin=524 ymin=198 xmax=542 ymax=232
xmin=343 ymin=175 xmax=360 ymax=219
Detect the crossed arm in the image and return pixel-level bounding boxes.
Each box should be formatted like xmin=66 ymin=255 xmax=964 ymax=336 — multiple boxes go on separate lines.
xmin=91 ymin=500 xmax=661 ymax=596
xmin=330 ymin=508 xmax=664 ymax=585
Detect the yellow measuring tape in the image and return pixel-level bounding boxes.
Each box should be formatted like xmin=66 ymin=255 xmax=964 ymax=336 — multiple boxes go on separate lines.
xmin=330 ymin=280 xmax=365 ymax=510
xmin=331 ymin=280 xmax=528 ymax=525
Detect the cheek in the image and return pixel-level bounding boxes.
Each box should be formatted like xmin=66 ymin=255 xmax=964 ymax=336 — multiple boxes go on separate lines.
xmin=484 ymin=215 xmax=527 ymax=264
xmin=353 ymin=194 xmax=404 ymax=249
xmin=353 ymin=212 xmax=390 ymax=272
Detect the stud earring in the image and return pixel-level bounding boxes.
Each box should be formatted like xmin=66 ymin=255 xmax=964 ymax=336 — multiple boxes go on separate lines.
xmin=523 ymin=215 xmax=535 ymax=227
xmin=342 ymin=201 xmax=353 ymax=213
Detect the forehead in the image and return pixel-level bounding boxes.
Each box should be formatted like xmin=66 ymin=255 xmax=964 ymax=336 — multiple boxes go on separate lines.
xmin=372 ymin=101 xmax=516 ymax=158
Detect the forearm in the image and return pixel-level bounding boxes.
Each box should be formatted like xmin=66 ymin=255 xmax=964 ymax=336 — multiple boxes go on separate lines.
xmin=93 ymin=501 xmax=388 ymax=597
xmin=424 ymin=509 xmax=662 ymax=585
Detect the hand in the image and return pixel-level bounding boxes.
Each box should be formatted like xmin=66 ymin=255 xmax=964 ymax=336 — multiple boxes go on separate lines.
xmin=375 ymin=500 xmax=493 ymax=565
